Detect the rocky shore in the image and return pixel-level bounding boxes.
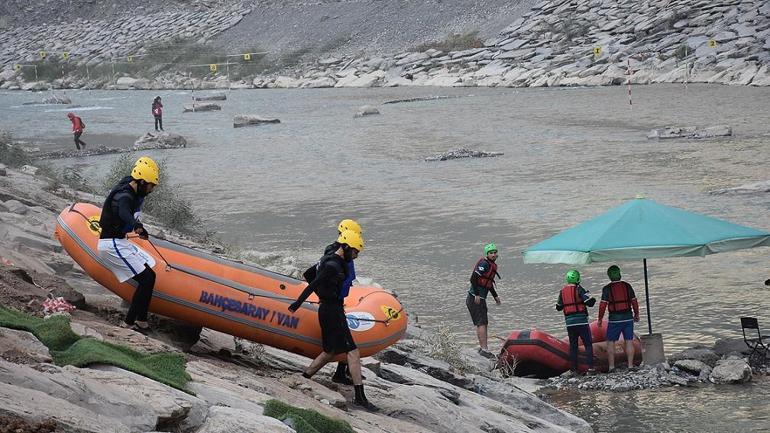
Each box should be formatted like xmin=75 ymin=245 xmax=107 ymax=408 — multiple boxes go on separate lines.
xmin=0 ymin=131 xmax=592 ymax=433
xmin=1 ymin=0 xmax=768 ymax=91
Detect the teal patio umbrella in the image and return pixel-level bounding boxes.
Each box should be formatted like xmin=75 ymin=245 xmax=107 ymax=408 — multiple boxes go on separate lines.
xmin=523 ymin=198 xmax=770 ymax=334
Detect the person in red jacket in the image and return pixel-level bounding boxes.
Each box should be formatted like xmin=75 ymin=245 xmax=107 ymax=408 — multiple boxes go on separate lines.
xmin=597 ymin=265 xmax=640 ymax=372
xmin=67 ymin=112 xmax=86 ymax=150
xmin=152 ymin=96 xmax=164 ymax=131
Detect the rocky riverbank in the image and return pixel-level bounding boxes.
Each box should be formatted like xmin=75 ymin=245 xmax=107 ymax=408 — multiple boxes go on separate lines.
xmin=0 ymin=132 xmax=592 ymax=432
xmin=1 ymin=0 xmax=768 ymax=91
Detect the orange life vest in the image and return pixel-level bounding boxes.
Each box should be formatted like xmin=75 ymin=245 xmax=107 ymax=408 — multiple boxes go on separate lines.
xmin=561 ymin=284 xmax=587 ymax=316
xmin=607 ymin=281 xmax=632 ymax=313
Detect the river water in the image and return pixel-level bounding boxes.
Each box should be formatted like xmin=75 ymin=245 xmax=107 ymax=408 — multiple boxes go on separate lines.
xmin=1 ymin=84 xmax=769 ymax=432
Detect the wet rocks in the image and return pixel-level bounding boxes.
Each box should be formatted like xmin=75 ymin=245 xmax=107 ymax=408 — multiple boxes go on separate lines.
xmin=233 ymin=115 xmax=280 ymax=128
xmin=41 ymin=94 xmax=72 ymax=104
xmin=193 ymin=93 xmax=227 ymax=101
xmin=647 ymin=125 xmax=733 ymax=139
xmin=133 ymin=132 xmax=187 ymax=150
xmin=709 ymin=359 xmax=752 ymax=384
xmin=354 ymin=105 xmax=380 ymax=118
xmin=668 ymin=346 xmax=720 ymax=367
xmin=709 ymin=180 xmax=770 ymax=195
xmin=183 ymin=102 xmax=222 ymax=113
xmin=425 ymin=148 xmax=504 ymax=162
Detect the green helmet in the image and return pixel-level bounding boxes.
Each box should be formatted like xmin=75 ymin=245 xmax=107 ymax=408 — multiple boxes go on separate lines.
xmin=608 ymin=265 xmax=621 ymax=281
xmin=565 ymin=269 xmax=581 ymax=284
xmin=484 ymin=243 xmax=498 ymax=255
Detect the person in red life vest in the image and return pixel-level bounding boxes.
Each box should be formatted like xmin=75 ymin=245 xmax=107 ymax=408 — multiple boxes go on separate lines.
xmin=556 ymin=269 xmax=597 ymax=375
xmin=152 ymin=96 xmax=164 ymax=131
xmin=597 ymin=265 xmax=640 ymax=372
xmin=466 ymin=242 xmax=502 ymax=358
xmin=66 ymin=112 xmax=86 ymax=150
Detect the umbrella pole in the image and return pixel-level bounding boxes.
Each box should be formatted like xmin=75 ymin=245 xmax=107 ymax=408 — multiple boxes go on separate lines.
xmin=644 ymin=258 xmax=652 ymax=334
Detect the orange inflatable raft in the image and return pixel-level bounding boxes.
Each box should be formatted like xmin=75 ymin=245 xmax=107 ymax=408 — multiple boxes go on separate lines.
xmin=54 ymin=203 xmax=407 ymax=359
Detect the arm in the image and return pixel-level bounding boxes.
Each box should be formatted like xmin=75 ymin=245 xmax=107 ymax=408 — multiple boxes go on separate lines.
xmin=555 ymin=292 xmax=563 ymax=311
xmin=579 ymin=286 xmax=596 ymax=307
xmin=489 ymin=287 xmax=500 ymax=305
xmin=629 ymin=284 xmax=640 ymax=321
xmin=288 ymin=262 xmax=338 ymax=312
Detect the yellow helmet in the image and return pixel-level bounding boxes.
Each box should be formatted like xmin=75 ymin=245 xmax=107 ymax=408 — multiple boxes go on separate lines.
xmin=337 ymin=229 xmax=364 ymax=252
xmin=337 ymin=218 xmax=362 ymax=234
xmin=131 ymin=156 xmax=159 ymax=185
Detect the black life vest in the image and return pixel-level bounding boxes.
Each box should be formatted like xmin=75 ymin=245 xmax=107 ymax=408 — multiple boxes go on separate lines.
xmin=607 ymin=281 xmax=632 ymax=313
xmin=561 ymin=284 xmax=587 ymax=316
xmin=312 ymin=253 xmax=348 ymax=301
xmin=473 ymin=258 xmax=498 ymax=289
xmin=98 ymin=176 xmax=141 ymax=239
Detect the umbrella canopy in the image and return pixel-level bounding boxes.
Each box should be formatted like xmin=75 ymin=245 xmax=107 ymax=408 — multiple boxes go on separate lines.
xmin=523 ymin=198 xmax=770 ymax=333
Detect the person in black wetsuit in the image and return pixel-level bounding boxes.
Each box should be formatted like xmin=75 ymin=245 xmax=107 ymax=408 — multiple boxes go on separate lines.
xmin=303 ymin=219 xmax=362 ymax=385
xmin=289 ymin=229 xmax=378 ymax=411
xmin=97 ymin=156 xmax=159 ymax=331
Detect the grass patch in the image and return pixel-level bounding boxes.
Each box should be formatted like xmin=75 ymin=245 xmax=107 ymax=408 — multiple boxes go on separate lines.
xmin=263 ymin=399 xmax=355 ymax=433
xmin=102 ymin=153 xmax=199 ymax=233
xmin=0 ymin=305 xmax=191 ymax=392
xmin=0 ymin=135 xmax=33 ymax=168
xmin=425 ymin=324 xmax=470 ymax=373
xmin=414 ymin=31 xmax=484 ymax=52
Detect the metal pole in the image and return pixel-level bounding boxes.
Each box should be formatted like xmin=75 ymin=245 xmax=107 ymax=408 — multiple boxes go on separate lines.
xmin=34 ymin=65 xmax=38 ymax=81
xmin=644 ymin=258 xmax=652 ymax=335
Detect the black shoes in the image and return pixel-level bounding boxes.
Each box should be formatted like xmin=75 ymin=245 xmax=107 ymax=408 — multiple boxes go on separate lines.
xmin=332 ymin=374 xmax=354 ymax=385
xmin=352 ymin=398 xmax=379 ymax=412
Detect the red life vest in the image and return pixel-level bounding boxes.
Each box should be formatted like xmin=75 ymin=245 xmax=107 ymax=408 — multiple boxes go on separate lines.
xmin=473 ymin=258 xmax=498 ymax=289
xmin=607 ymin=281 xmax=632 ymax=313
xmin=561 ymin=284 xmax=587 ymax=316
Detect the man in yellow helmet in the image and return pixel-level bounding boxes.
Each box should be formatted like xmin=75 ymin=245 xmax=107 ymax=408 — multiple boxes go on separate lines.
xmin=289 ymin=230 xmax=377 ymax=411
xmin=301 ymin=219 xmax=363 ymax=385
xmin=97 ymin=156 xmax=159 ymax=331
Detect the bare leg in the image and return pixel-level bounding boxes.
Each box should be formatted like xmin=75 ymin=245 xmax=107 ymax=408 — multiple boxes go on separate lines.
xmin=346 ymin=349 xmax=363 ymax=385
xmin=477 ymin=325 xmax=489 ymax=350
xmin=304 ymin=351 xmax=334 ymax=377
xmin=607 ymin=340 xmax=615 ymax=371
xmin=626 ymin=339 xmax=635 ymax=368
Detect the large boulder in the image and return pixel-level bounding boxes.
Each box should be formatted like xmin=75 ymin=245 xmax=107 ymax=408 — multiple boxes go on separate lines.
xmin=42 ymin=93 xmax=71 ymax=104
xmin=183 ymin=102 xmax=222 ymax=113
xmin=709 ymin=359 xmax=752 ymax=384
xmin=133 ymin=132 xmax=187 ymax=150
xmin=713 ymin=338 xmax=752 ymax=356
xmin=668 ymin=346 xmax=719 ymax=367
xmin=354 ymin=105 xmax=380 ymax=118
xmin=233 ymin=115 xmax=281 ymax=128
xmin=647 ymin=125 xmax=732 ymax=139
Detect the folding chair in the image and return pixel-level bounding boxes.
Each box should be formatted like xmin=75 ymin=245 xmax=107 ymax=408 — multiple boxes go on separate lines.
xmin=740 ymin=317 xmax=770 ymax=368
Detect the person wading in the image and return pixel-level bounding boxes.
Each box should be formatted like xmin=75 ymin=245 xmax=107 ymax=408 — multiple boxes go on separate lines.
xmin=97 ymin=156 xmax=159 ymax=331
xmin=67 ymin=112 xmax=86 ymax=150
xmin=466 ymin=243 xmax=502 ymax=358
xmin=152 ymin=96 xmax=164 ymax=131
xmin=289 ymin=230 xmax=378 ymax=411
xmin=597 ymin=265 xmax=640 ymax=372
xmin=556 ymin=269 xmax=597 ymax=375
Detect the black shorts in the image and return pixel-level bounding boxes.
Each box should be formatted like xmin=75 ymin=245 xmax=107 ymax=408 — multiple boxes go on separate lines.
xmin=318 ymin=302 xmax=357 ymax=354
xmin=466 ymin=293 xmax=488 ymax=326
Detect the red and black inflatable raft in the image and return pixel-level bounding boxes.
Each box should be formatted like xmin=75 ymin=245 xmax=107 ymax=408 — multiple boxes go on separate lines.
xmin=498 ymin=320 xmax=642 ymax=378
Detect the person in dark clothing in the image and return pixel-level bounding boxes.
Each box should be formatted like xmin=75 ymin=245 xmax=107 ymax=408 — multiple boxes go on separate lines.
xmin=97 ymin=156 xmax=159 ymax=331
xmin=556 ymin=269 xmax=597 ymax=375
xmin=152 ymin=96 xmax=164 ymax=131
xmin=67 ymin=112 xmax=86 ymax=150
xmin=289 ymin=230 xmax=378 ymax=411
xmin=302 ymin=219 xmax=363 ymax=385
xmin=467 ymin=242 xmax=502 ymax=358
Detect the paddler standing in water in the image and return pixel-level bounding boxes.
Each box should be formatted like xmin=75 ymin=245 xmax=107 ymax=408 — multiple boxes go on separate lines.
xmin=466 ymin=243 xmax=502 ymax=358
xmin=597 ymin=265 xmax=640 ymax=372
xmin=556 ymin=269 xmax=597 ymax=375
xmin=289 ymin=230 xmax=378 ymax=411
